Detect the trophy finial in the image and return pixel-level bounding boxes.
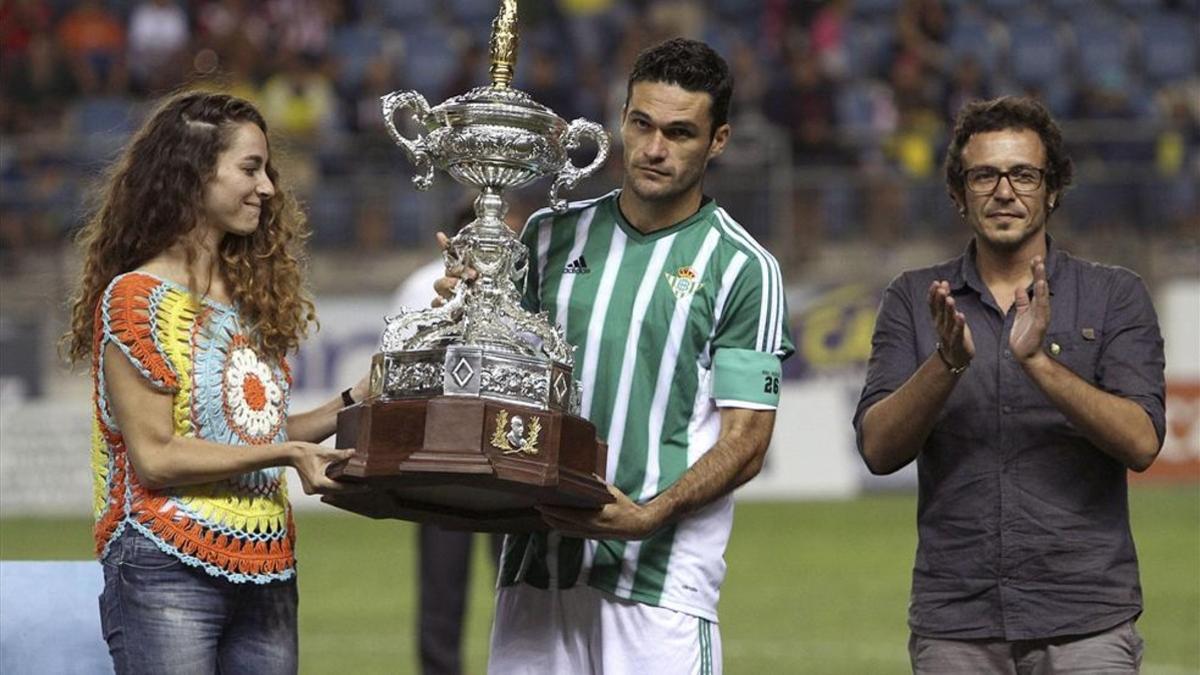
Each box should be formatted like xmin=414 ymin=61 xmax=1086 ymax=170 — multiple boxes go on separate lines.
xmin=489 ymin=0 xmax=519 ymax=88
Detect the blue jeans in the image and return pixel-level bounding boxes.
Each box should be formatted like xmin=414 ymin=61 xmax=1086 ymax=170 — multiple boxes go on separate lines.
xmin=99 ymin=528 xmax=298 ymax=675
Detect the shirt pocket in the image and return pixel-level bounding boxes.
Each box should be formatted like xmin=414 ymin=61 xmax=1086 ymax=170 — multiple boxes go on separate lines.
xmin=1043 ymin=329 xmax=1102 ymax=385
xmin=1009 ymin=329 xmax=1102 ymax=410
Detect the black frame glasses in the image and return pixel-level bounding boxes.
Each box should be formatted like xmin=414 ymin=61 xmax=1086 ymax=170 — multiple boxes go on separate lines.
xmin=963 ymin=165 xmax=1047 ymax=194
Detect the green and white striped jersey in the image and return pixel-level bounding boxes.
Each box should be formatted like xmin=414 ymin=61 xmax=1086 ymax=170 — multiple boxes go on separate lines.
xmin=499 ymin=189 xmax=794 ymax=621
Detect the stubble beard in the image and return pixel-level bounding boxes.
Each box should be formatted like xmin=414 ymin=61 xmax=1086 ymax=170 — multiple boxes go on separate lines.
xmin=973 ymin=215 xmax=1046 ymax=254
xmin=625 ymin=161 xmax=704 ymax=208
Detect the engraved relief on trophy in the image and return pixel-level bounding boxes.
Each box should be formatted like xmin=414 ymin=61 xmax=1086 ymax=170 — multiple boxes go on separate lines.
xmin=480 ymin=364 xmax=549 ymax=403
xmin=490 ymin=409 xmax=541 ymax=456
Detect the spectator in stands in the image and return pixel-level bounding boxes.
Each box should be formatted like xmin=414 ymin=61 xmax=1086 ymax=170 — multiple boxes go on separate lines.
xmin=855 ymin=96 xmax=1164 ymax=673
xmin=56 ymin=0 xmax=127 ymax=95
xmin=63 ymin=91 xmax=366 ymax=674
xmin=896 ymin=0 xmax=949 ymax=73
xmin=810 ymin=0 xmax=850 ymax=80
xmin=886 ymin=55 xmax=942 ymax=178
xmin=259 ymin=50 xmax=337 ymax=140
xmin=524 ymin=47 xmax=577 ymax=120
xmin=0 ymin=27 xmax=77 ymax=133
xmin=943 ymin=56 xmax=988 ymax=123
xmin=765 ymin=44 xmax=846 ymax=166
xmin=127 ymin=0 xmax=189 ymax=94
xmin=0 ymin=0 xmax=52 ymax=78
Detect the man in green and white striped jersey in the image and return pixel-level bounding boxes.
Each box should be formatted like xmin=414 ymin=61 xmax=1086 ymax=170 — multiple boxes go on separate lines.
xmin=439 ymin=38 xmax=793 ymax=675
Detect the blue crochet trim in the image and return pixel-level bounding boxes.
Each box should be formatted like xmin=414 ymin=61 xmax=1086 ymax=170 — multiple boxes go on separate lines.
xmin=124 ymin=519 xmax=295 ymax=585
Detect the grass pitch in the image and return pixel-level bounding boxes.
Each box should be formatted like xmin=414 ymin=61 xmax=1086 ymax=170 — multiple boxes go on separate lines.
xmin=2 ymin=487 xmax=1196 ymax=674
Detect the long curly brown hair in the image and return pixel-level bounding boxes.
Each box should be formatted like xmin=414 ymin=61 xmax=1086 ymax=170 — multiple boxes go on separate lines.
xmin=64 ymin=91 xmax=316 ymax=365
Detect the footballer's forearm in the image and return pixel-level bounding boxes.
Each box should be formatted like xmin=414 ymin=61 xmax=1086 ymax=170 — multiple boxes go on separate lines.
xmin=648 ymin=407 xmax=774 ymax=527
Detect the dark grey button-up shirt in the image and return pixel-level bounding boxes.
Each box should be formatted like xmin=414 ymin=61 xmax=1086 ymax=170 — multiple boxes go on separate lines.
xmin=853 ymin=236 xmax=1166 ymax=641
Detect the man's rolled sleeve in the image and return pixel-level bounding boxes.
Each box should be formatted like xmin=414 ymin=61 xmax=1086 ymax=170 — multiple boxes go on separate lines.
xmin=853 ymin=275 xmax=922 ymax=451
xmin=1098 ymin=271 xmax=1167 ymax=446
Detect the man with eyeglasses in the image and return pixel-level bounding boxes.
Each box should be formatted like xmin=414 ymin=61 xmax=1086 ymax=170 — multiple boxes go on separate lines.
xmin=854 ymin=96 xmax=1165 ymax=673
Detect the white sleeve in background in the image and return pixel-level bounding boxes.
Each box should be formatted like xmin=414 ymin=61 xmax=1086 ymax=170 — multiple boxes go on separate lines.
xmin=389 ymin=259 xmax=450 ymax=316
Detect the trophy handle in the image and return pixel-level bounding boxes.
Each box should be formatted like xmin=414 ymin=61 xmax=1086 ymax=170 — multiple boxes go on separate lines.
xmin=548 ymin=119 xmax=610 ymax=212
xmin=381 ymin=90 xmax=436 ymax=190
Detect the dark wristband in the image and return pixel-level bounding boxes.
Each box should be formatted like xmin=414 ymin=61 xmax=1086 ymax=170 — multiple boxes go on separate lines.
xmin=341 ymin=388 xmax=356 ymax=407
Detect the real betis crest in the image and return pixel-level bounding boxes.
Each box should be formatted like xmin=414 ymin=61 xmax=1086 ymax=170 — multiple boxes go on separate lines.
xmin=665 ymin=266 xmax=703 ymax=300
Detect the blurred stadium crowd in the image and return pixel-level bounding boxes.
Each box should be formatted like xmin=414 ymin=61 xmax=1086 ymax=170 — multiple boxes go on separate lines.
xmin=0 ymin=0 xmax=1197 ymax=264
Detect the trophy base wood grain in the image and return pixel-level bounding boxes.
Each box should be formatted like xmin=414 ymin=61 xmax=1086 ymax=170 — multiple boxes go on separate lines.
xmin=322 ymin=396 xmax=611 ymax=532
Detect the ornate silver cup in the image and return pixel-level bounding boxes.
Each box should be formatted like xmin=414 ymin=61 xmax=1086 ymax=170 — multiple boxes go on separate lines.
xmin=326 ymin=0 xmax=613 ymax=530
xmin=371 ymin=2 xmax=609 ymax=413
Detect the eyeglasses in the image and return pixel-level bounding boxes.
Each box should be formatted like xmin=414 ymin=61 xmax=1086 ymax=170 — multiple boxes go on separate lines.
xmin=963 ymin=165 xmax=1046 ymax=194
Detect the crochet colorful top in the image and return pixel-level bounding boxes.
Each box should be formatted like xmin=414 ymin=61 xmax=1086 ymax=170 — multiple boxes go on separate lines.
xmin=91 ymin=272 xmax=295 ymax=583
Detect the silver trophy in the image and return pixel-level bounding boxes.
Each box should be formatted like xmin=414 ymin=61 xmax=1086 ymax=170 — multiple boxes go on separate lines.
xmin=327 ymin=0 xmax=612 ymax=529
xmin=368 ymin=0 xmax=609 ymax=416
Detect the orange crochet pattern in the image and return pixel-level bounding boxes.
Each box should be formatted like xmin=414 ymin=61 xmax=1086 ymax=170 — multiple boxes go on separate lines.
xmin=91 ymin=272 xmax=296 ymax=583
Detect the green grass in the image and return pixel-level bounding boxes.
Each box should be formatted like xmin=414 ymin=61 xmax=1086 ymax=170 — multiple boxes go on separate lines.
xmin=3 ymin=487 xmax=1197 ymax=674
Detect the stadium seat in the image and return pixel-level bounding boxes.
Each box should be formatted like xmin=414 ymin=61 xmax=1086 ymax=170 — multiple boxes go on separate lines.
xmin=978 ymin=0 xmax=1026 ymax=17
xmin=845 ymin=18 xmax=895 ymax=81
xmin=309 ymin=183 xmax=356 ymax=248
xmin=1073 ymin=9 xmax=1136 ymax=90
xmin=400 ymin=23 xmax=462 ymax=98
xmin=1139 ymin=12 xmax=1198 ymax=85
xmin=0 ymin=561 xmax=112 ymax=675
xmin=850 ymin=0 xmax=901 ymax=18
xmin=1111 ymin=0 xmax=1161 ymax=16
xmin=1005 ymin=10 xmax=1069 ymax=90
xmin=1046 ymin=0 xmax=1092 ymax=17
xmin=835 ymin=80 xmax=886 ymax=137
xmin=379 ymin=0 xmax=437 ymax=27
xmin=946 ymin=5 xmax=1005 ymax=75
xmin=331 ymin=23 xmax=385 ymax=94
xmin=446 ymin=0 xmax=501 ymax=25
xmin=72 ymin=96 xmax=137 ymax=137
xmin=71 ymin=97 xmax=139 ymax=163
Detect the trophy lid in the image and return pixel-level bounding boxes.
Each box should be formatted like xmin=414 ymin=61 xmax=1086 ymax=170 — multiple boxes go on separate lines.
xmin=433 ymin=85 xmax=566 ymax=134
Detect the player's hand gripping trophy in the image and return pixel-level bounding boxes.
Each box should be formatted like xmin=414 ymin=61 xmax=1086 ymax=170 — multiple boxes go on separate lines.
xmin=324 ymin=0 xmax=614 ymax=530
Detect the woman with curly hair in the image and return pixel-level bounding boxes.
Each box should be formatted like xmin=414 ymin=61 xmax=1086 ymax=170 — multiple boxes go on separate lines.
xmin=64 ymin=91 xmax=365 ymax=674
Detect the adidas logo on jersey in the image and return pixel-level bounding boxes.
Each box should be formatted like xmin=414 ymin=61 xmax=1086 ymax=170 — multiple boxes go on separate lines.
xmin=563 ymin=256 xmax=591 ymax=274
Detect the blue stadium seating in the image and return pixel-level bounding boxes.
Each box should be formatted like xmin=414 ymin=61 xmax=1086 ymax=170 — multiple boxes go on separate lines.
xmin=946 ymin=5 xmax=1003 ymax=75
xmin=1006 ymin=10 xmax=1069 ymax=90
xmin=399 ymin=23 xmax=462 ymax=98
xmin=845 ymin=18 xmax=895 ymax=80
xmin=1073 ymin=9 xmax=1136 ymax=90
xmin=1139 ymin=11 xmax=1199 ymax=84
xmin=1111 ymin=0 xmax=1163 ymax=16
xmin=330 ymin=23 xmax=385 ymax=94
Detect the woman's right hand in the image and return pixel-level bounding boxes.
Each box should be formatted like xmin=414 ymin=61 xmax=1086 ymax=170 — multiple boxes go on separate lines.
xmin=288 ymin=442 xmax=357 ymax=495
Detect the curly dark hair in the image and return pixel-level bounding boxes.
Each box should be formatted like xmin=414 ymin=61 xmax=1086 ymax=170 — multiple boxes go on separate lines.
xmin=627 ymin=37 xmax=734 ymax=136
xmin=65 ymin=91 xmax=315 ymax=364
xmin=944 ymin=96 xmax=1074 ymax=212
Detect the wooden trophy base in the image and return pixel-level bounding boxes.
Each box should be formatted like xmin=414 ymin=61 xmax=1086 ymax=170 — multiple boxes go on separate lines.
xmin=322 ymin=396 xmax=611 ymax=532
